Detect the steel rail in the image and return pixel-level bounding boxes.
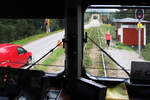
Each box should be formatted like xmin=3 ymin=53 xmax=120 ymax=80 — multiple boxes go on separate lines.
xmin=97 ymin=28 xmax=107 ymax=77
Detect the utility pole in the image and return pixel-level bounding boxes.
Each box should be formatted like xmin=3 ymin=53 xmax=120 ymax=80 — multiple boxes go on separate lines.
xmin=44 ymin=18 xmax=50 ymax=33
xmin=48 ymin=19 xmax=50 ymax=33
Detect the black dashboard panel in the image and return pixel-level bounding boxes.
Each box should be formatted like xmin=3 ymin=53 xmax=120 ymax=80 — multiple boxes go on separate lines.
xmin=0 ymin=67 xmax=45 ymax=100
xmin=0 ymin=67 xmax=44 ymax=87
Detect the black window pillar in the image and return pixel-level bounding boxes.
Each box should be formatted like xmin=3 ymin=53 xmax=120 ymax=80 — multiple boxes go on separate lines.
xmin=64 ymin=0 xmax=83 ymax=79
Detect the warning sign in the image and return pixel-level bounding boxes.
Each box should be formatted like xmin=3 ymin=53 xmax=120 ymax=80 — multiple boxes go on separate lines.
xmin=57 ymin=40 xmax=63 ymax=47
xmin=137 ymin=22 xmax=143 ymax=29
xmin=108 ymin=24 xmax=111 ymax=27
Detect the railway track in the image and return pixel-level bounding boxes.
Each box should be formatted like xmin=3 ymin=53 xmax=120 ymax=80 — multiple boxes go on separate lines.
xmin=84 ymin=27 xmax=107 ymax=76
xmin=97 ymin=28 xmax=107 ymax=77
xmin=85 ymin=26 xmax=130 ymax=78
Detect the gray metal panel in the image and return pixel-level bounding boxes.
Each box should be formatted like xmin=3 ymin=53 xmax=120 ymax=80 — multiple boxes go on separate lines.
xmin=131 ymin=61 xmax=150 ymax=83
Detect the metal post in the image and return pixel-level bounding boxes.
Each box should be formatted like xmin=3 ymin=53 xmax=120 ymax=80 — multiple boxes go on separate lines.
xmin=138 ymin=21 xmax=141 ymax=56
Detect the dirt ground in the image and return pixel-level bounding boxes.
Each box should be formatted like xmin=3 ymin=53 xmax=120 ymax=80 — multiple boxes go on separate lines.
xmin=86 ymin=44 xmax=106 ymax=76
xmin=87 ymin=45 xmax=101 ymax=76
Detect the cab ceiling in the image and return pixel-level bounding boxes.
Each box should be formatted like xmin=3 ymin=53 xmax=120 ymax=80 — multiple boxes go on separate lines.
xmin=0 ymin=0 xmax=150 ymax=18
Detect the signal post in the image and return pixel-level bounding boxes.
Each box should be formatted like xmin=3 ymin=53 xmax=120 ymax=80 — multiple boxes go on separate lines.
xmin=135 ymin=9 xmax=144 ymax=56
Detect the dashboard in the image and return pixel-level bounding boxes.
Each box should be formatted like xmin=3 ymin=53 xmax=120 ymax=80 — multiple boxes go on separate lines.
xmin=0 ymin=67 xmax=46 ymax=100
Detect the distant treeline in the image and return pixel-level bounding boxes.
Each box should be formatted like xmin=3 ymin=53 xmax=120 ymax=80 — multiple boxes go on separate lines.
xmin=0 ymin=19 xmax=64 ymax=43
xmin=84 ymin=12 xmax=115 ymax=24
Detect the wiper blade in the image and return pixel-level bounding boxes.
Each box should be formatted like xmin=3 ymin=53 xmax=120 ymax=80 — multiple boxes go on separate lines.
xmin=27 ymin=42 xmax=62 ymax=70
xmin=87 ymin=36 xmax=130 ymax=77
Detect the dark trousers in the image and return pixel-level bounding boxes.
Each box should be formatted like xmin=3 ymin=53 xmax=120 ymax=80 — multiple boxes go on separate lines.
xmin=106 ymin=40 xmax=110 ymax=46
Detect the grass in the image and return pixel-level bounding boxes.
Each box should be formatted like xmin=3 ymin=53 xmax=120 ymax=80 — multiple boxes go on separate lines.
xmin=83 ymin=28 xmax=94 ymax=67
xmin=99 ymin=53 xmax=105 ymax=76
xmin=100 ymin=24 xmax=109 ymax=34
xmin=84 ymin=27 xmax=102 ymax=68
xmin=10 ymin=29 xmax=63 ymax=46
xmin=84 ymin=27 xmax=110 ymax=76
xmin=33 ymin=47 xmax=65 ymax=71
xmin=100 ymin=24 xmax=116 ymax=40
xmin=112 ymin=42 xmax=133 ymax=51
xmin=84 ymin=50 xmax=93 ymax=67
xmin=142 ymin=43 xmax=150 ymax=61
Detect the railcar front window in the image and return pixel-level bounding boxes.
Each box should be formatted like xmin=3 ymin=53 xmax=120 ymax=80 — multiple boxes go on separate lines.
xmin=84 ymin=6 xmax=150 ymax=78
xmin=0 ymin=19 xmax=65 ymax=73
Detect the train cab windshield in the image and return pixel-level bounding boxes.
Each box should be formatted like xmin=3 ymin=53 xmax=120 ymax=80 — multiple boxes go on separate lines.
xmin=0 ymin=3 xmax=150 ymax=100
xmin=84 ymin=5 xmax=150 ymax=79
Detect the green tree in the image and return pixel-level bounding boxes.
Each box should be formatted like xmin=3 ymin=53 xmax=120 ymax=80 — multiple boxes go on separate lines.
xmin=0 ymin=18 xmax=64 ymax=43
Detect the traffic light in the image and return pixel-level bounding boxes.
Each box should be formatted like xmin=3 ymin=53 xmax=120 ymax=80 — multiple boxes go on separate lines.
xmin=135 ymin=9 xmax=144 ymax=20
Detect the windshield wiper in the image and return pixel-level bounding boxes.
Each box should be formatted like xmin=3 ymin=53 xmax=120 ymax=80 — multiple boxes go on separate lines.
xmin=27 ymin=42 xmax=62 ymax=69
xmin=87 ymin=36 xmax=130 ymax=77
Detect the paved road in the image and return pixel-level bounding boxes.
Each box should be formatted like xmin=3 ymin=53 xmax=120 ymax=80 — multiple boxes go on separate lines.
xmin=23 ymin=31 xmax=65 ymax=62
xmin=22 ymin=20 xmax=100 ymax=67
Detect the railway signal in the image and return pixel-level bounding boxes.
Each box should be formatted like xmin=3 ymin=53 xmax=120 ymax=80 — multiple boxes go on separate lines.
xmin=135 ymin=9 xmax=144 ymax=56
xmin=135 ymin=9 xmax=144 ymax=20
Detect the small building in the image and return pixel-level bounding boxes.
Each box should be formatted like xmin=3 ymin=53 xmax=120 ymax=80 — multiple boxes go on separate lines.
xmin=113 ymin=18 xmax=150 ymax=46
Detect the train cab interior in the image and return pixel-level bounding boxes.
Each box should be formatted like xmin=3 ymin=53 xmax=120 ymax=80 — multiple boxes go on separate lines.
xmin=0 ymin=0 xmax=150 ymax=100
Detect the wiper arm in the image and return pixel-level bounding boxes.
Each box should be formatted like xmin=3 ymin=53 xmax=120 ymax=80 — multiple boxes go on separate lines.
xmin=87 ymin=36 xmax=130 ymax=77
xmin=27 ymin=42 xmax=62 ymax=70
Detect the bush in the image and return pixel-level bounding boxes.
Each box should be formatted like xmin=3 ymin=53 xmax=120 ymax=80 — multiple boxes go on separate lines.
xmin=116 ymin=42 xmax=123 ymax=46
xmin=142 ymin=43 xmax=150 ymax=60
xmin=114 ymin=42 xmax=133 ymax=51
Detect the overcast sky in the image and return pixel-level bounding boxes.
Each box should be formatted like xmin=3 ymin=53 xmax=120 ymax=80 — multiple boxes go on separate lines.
xmin=85 ymin=9 xmax=120 ymax=13
xmin=86 ymin=5 xmax=120 ymax=13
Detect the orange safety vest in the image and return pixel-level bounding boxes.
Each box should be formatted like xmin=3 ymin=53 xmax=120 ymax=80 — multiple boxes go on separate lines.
xmin=106 ymin=33 xmax=111 ymax=40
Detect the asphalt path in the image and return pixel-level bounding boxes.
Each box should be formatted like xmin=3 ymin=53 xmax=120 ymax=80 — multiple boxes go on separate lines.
xmin=23 ymin=31 xmax=65 ymax=63
xmin=23 ymin=19 xmax=100 ymax=63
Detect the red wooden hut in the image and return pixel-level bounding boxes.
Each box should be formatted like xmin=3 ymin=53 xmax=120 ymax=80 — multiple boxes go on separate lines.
xmin=113 ymin=18 xmax=150 ymax=46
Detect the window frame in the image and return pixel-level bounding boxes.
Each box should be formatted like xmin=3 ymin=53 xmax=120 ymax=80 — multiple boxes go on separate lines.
xmin=17 ymin=47 xmax=26 ymax=55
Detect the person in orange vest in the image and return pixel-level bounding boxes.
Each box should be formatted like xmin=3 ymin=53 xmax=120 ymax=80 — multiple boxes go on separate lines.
xmin=106 ymin=31 xmax=111 ymax=47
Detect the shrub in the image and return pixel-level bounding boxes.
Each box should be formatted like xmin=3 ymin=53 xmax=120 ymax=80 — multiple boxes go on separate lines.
xmin=142 ymin=43 xmax=150 ymax=60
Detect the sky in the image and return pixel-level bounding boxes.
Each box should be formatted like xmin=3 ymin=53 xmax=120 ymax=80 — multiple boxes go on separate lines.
xmin=86 ymin=5 xmax=121 ymax=13
xmin=85 ymin=9 xmax=120 ymax=13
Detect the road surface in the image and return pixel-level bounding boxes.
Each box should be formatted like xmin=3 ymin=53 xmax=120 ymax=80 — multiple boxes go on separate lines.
xmin=22 ymin=20 xmax=100 ymax=69
xmin=23 ymin=19 xmax=100 ymax=63
xmin=23 ymin=31 xmax=65 ymax=63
